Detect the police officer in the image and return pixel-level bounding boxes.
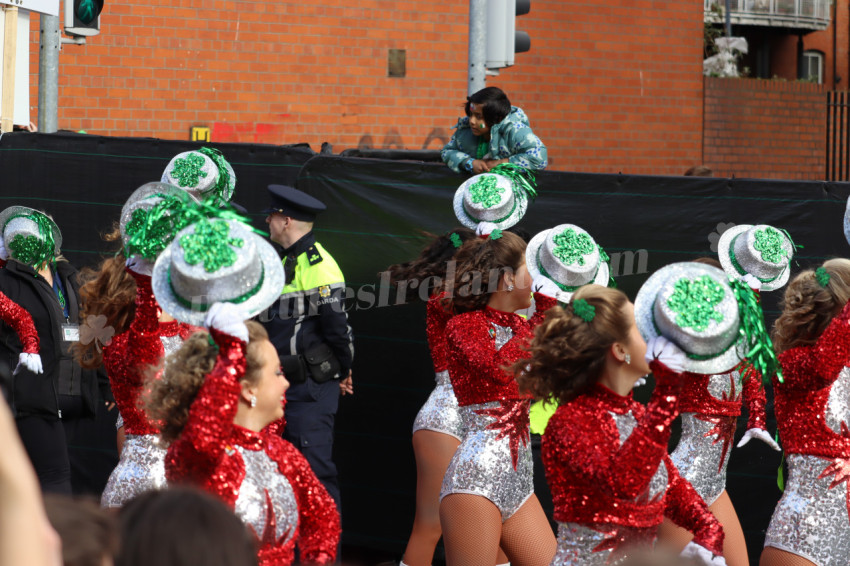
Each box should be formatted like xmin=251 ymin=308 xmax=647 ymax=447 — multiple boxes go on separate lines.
xmin=260 ymin=185 xmax=353 ymax=512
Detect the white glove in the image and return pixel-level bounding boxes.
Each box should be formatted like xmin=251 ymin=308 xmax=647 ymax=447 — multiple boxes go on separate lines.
xmin=0 ymin=234 xmax=7 ymax=261
xmin=204 ymin=302 xmax=250 ymax=343
xmin=681 ymin=542 xmax=727 ymax=566
xmin=125 ymin=256 xmax=154 ymax=277
xmin=741 ymin=273 xmax=762 ymax=291
xmin=15 ymin=353 xmax=43 ymax=375
xmin=532 ymin=275 xmax=561 ymax=300
xmin=633 ymin=376 xmax=647 ymax=388
xmin=737 ymin=427 xmax=781 ymax=451
xmin=475 ymin=222 xmax=499 ymax=237
xmin=644 ymin=335 xmax=687 ymax=373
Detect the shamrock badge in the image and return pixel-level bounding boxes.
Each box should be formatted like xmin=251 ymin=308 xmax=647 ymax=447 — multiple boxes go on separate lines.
xmin=667 ymin=275 xmax=726 ymax=332
xmin=552 ymin=228 xmax=595 ymax=266
xmin=171 ymin=153 xmax=208 ymax=188
xmin=469 ymin=175 xmax=505 ymax=209
xmin=753 ymin=227 xmax=788 ymax=264
xmin=179 ymin=220 xmax=244 ymax=273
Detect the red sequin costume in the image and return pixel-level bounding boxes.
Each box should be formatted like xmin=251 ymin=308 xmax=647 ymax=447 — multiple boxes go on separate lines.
xmin=412 ymin=293 xmax=464 ymax=439
xmin=764 ymin=301 xmax=850 ymax=565
xmin=440 ymin=293 xmax=556 ymax=520
xmin=0 ymin=290 xmax=39 ymax=355
xmin=544 ymin=361 xmax=724 ymax=565
xmin=165 ymin=329 xmax=340 ymax=566
xmin=670 ymin=364 xmax=768 ymax=504
xmin=100 ymin=271 xmax=199 ymax=507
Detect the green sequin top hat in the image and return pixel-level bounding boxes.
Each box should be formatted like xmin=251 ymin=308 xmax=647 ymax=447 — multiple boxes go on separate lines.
xmin=160 ymin=147 xmax=236 ymax=206
xmin=717 ymin=224 xmax=793 ymax=292
xmin=0 ymin=206 xmax=62 ymax=269
xmin=635 ymin=262 xmax=745 ymax=374
xmin=452 ymin=165 xmax=535 ymax=231
xmin=119 ymin=182 xmax=199 ymax=251
xmin=525 ymin=224 xmax=611 ymax=302
xmin=151 ymin=219 xmax=284 ymax=326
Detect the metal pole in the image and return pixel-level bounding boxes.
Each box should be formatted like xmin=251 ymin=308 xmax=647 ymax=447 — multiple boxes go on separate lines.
xmin=468 ymin=0 xmax=486 ymax=96
xmin=724 ymin=0 xmax=732 ymax=38
xmin=38 ymin=12 xmax=60 ymax=132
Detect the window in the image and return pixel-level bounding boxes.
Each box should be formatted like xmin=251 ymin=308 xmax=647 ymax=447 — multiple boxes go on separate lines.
xmin=802 ymin=50 xmax=824 ymax=83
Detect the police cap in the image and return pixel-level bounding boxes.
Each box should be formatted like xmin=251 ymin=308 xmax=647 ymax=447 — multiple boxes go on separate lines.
xmin=263 ymin=184 xmax=327 ymax=221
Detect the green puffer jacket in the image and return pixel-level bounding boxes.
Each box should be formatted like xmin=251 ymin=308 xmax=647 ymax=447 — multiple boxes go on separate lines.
xmin=441 ymin=106 xmax=548 ymax=173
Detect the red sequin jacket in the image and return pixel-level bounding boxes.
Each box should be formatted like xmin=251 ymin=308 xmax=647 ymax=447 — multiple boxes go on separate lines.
xmin=165 ymin=329 xmax=340 ymax=566
xmin=543 ymin=361 xmax=724 ymax=555
xmin=679 ymin=364 xmax=767 ymax=431
xmin=426 ymin=293 xmax=453 ymax=373
xmin=773 ymin=300 xmax=850 ymax=459
xmin=445 ymin=293 xmax=557 ymax=406
xmin=103 ymin=272 xmax=196 ymax=436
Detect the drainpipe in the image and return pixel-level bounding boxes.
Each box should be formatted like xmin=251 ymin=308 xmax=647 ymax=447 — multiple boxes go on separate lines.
xmin=834 ymin=0 xmax=839 ymax=87
xmin=797 ymin=34 xmax=804 ymax=79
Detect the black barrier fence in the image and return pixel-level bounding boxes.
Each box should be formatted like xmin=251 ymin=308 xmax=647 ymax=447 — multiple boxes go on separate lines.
xmin=3 ymin=132 xmax=850 ymax=563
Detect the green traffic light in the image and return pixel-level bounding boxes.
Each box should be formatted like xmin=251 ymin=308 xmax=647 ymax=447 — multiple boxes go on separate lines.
xmin=75 ymin=0 xmax=101 ymax=25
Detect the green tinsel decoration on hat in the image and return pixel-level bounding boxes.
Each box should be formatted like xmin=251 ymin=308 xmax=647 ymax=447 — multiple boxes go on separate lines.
xmin=125 ymin=195 xmax=261 ymax=262
xmin=728 ymin=277 xmax=783 ymax=385
xmin=6 ymin=212 xmax=57 ymax=270
xmin=488 ymin=163 xmax=537 ymax=202
xmin=198 ymin=147 xmax=235 ymax=206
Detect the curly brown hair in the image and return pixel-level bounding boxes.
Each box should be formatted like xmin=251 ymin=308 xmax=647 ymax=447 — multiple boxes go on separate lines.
xmin=772 ymin=258 xmax=850 ymax=353
xmin=73 ymin=227 xmax=136 ymax=369
xmin=443 ymin=230 xmax=527 ymax=314
xmin=516 ymin=285 xmax=632 ymax=405
xmin=145 ymin=321 xmax=270 ymax=445
xmin=385 ymin=228 xmax=475 ymax=303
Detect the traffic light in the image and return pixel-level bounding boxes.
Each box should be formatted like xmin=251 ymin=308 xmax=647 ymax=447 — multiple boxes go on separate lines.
xmin=486 ymin=0 xmax=531 ymax=70
xmin=65 ymin=0 xmax=104 ymax=37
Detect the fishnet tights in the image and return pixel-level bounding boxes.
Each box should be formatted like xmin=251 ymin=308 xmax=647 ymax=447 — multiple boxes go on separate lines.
xmin=759 ymin=547 xmax=818 ymax=566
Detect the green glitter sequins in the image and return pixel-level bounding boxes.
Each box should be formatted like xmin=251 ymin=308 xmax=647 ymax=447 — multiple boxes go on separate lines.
xmin=667 ymin=275 xmax=726 ymax=332
xmin=125 ymin=208 xmax=149 ymax=240
xmin=8 ymin=235 xmax=50 ymax=267
xmin=572 ymin=298 xmax=596 ymax=322
xmin=179 ymin=219 xmax=244 ymax=273
xmin=552 ymin=228 xmax=595 ymax=266
xmin=171 ymin=153 xmax=208 ymax=188
xmin=753 ymin=227 xmax=788 ymax=264
xmin=469 ymin=175 xmax=505 ymax=209
xmin=450 ymin=233 xmax=463 ymax=248
xmin=816 ymin=267 xmax=831 ymax=287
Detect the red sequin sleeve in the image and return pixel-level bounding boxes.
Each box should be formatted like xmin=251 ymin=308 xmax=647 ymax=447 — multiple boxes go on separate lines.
xmin=0 ymin=291 xmax=39 ymax=353
xmin=165 ymin=329 xmax=246 ymax=504
xmin=741 ymin=366 xmax=768 ymax=431
xmin=126 ymin=271 xmax=165 ymax=370
xmin=663 ymin=456 xmax=725 ymax=555
xmin=811 ymin=300 xmax=850 ymax=382
xmin=271 ymin=439 xmax=341 ymax=564
xmin=426 ymin=294 xmax=453 ymax=372
xmin=446 ymin=312 xmax=529 ymax=387
xmin=528 ymin=292 xmax=558 ymax=327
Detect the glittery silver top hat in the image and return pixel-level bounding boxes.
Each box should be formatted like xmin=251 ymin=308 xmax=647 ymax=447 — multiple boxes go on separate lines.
xmin=526 ymin=224 xmax=611 ymax=302
xmin=120 ymin=182 xmax=198 ymax=250
xmin=0 ymin=206 xmax=62 ymax=267
xmin=717 ymin=224 xmax=793 ymax=292
xmin=453 ymin=172 xmax=528 ymax=231
xmin=635 ymin=262 xmax=745 ymax=374
xmin=161 ymin=147 xmax=236 ymax=206
xmin=152 ymin=219 xmax=284 ymax=326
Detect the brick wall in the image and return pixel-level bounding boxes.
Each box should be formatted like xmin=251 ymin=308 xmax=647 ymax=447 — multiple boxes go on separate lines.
xmin=703 ymin=77 xmax=826 ymax=180
xmin=26 ymin=1 xmax=705 ymax=175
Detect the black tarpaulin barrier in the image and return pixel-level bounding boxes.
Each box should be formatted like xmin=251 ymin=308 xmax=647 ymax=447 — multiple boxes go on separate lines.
xmin=3 ymin=133 xmax=850 ymax=561
xmin=0 ymin=132 xmax=315 ymax=267
xmin=296 ymin=154 xmax=850 ymax=561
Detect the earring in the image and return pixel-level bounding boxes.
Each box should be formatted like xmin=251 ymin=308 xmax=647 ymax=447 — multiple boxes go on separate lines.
xmin=250 ymin=396 xmax=257 ymax=408
xmin=624 ymin=353 xmax=631 ymax=365
xmin=507 ymin=284 xmax=514 ymax=292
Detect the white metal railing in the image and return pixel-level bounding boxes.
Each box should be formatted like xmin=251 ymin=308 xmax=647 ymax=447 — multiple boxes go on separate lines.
xmin=704 ymin=0 xmax=830 ymax=29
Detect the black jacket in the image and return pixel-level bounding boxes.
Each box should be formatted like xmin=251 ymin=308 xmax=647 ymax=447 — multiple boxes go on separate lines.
xmin=0 ymin=259 xmax=111 ymax=419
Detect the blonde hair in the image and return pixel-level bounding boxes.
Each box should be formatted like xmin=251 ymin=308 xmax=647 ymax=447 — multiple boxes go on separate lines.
xmin=772 ymin=258 xmax=850 ymax=353
xmin=145 ymin=321 xmax=269 ymax=445
xmin=516 ymin=285 xmax=632 ymax=404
